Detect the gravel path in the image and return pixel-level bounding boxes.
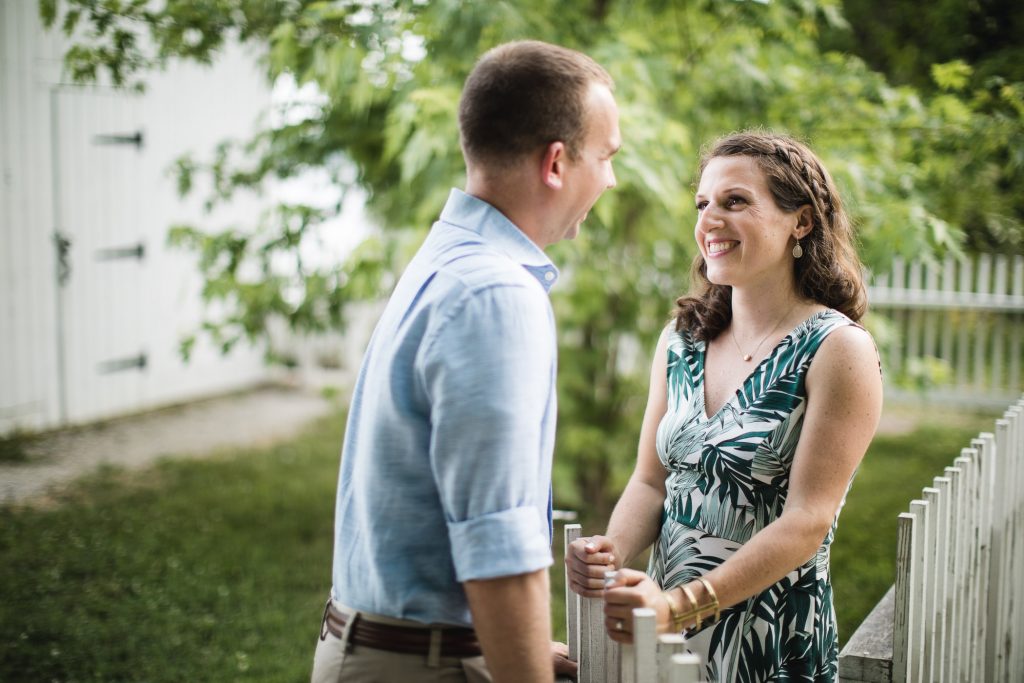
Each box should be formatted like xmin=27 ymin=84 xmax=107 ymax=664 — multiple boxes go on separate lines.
xmin=0 ymin=385 xmax=333 ymax=505
xmin=1 ymin=381 xmax=980 ymax=507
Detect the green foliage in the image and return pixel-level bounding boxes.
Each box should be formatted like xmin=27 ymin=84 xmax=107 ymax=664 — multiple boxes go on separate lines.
xmin=932 ymin=60 xmax=973 ymax=92
xmin=821 ymin=0 xmax=1024 ymax=92
xmin=0 ymin=413 xmax=347 ymax=682
xmin=819 ymin=2 xmax=1024 ymax=254
xmin=41 ymin=0 xmax=1024 ymax=512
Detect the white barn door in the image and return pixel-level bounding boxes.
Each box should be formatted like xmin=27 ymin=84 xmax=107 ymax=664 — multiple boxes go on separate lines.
xmin=52 ymin=88 xmax=148 ymax=424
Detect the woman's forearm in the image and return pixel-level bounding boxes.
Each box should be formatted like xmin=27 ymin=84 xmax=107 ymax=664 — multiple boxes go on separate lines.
xmin=605 ymin=475 xmax=666 ymax=567
xmin=681 ymin=506 xmax=831 ymax=614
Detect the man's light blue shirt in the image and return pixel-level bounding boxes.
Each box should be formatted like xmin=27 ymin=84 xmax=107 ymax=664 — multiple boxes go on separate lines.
xmin=331 ymin=189 xmax=559 ymax=627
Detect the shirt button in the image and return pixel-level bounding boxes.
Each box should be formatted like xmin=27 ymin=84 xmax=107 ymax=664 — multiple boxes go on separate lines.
xmin=544 ymin=271 xmax=555 ymax=282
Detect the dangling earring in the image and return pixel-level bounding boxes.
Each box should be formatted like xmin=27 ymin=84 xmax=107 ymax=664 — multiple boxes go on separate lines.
xmin=792 ymin=239 xmax=803 ymax=259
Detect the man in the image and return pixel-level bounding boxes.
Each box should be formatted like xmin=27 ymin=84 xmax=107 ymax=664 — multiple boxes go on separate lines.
xmin=312 ymin=40 xmax=620 ymax=683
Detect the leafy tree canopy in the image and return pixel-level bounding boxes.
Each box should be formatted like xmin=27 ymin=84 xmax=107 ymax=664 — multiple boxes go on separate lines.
xmin=41 ymin=0 xmax=1024 ymax=513
xmin=822 ymin=0 xmax=1024 ymax=92
xmin=821 ymin=0 xmax=1024 ymax=253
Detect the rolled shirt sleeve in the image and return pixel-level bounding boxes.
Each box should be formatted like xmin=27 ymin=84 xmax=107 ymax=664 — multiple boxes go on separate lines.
xmin=419 ymin=281 xmax=557 ymax=582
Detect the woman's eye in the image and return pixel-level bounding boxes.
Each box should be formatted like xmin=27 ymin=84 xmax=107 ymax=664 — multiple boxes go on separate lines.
xmin=695 ymin=201 xmax=708 ymax=211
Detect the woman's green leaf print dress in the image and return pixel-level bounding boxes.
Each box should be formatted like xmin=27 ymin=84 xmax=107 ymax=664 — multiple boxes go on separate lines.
xmin=648 ymin=310 xmax=861 ymax=683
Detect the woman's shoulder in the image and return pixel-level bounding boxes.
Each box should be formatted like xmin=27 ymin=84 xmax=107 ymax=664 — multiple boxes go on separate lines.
xmin=784 ymin=308 xmax=876 ymax=372
xmin=806 ymin=310 xmax=881 ymax=380
xmin=664 ymin=320 xmax=704 ymax=357
xmin=795 ymin=308 xmax=870 ymax=343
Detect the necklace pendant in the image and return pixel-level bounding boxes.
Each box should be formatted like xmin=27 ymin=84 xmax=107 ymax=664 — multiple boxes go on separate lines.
xmin=743 ymin=354 xmax=752 ymax=362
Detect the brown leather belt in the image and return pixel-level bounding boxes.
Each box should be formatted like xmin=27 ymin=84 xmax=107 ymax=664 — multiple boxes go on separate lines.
xmin=323 ymin=602 xmax=482 ymax=658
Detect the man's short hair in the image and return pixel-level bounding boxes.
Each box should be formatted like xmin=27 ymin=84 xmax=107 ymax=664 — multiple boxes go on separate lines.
xmin=458 ymin=40 xmax=614 ymax=167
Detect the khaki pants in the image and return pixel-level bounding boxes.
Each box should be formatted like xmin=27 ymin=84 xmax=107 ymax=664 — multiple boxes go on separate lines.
xmin=311 ymin=602 xmax=492 ymax=683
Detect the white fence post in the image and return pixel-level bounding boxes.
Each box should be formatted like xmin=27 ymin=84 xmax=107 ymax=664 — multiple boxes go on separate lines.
xmin=633 ymin=608 xmax=657 ymax=683
xmin=657 ymin=634 xmax=686 ymax=683
xmin=991 ymin=416 xmax=1012 ymax=680
xmin=933 ymin=475 xmax=951 ymax=682
xmin=907 ymin=499 xmax=929 ymax=682
xmin=564 ymin=526 xmax=703 ymax=683
xmin=605 ymin=622 xmax=620 ymax=683
xmin=565 ymin=523 xmax=582 ymax=665
xmin=580 ymin=595 xmax=606 ymax=683
xmin=867 ymin=254 xmax=1024 ymax=408
xmin=1008 ymin=404 xmax=1024 ymax=681
xmin=953 ymin=452 xmax=976 ymax=683
xmin=921 ymin=486 xmax=940 ymax=681
xmin=971 ymin=434 xmax=995 ymax=683
xmin=667 ymin=654 xmax=702 ymax=683
xmin=943 ymin=464 xmax=963 ymax=680
xmin=893 ymin=511 xmax=916 ymax=682
xmin=621 ymin=642 xmax=635 ymax=683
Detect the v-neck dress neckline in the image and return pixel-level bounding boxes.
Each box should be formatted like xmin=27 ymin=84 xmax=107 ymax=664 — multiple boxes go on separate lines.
xmin=699 ymin=310 xmax=833 ymax=421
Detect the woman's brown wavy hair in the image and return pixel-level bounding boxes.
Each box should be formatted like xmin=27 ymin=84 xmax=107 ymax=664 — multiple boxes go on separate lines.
xmin=674 ymin=132 xmax=867 ymax=340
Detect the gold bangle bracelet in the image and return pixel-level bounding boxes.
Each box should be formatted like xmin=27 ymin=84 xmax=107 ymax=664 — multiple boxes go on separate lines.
xmin=696 ymin=577 xmax=720 ymax=624
xmin=680 ymin=583 xmax=701 ymax=631
xmin=661 ymin=590 xmax=684 ymax=632
xmin=670 ymin=604 xmax=711 ymax=628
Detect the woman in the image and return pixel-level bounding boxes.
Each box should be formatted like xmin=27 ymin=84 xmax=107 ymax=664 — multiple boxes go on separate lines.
xmin=566 ymin=131 xmax=882 ymax=682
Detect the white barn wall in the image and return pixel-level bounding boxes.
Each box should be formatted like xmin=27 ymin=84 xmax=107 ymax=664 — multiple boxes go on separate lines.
xmin=132 ymin=40 xmax=273 ymax=413
xmin=1 ymin=0 xmax=64 ymax=432
xmin=1 ymin=0 xmax=275 ymax=433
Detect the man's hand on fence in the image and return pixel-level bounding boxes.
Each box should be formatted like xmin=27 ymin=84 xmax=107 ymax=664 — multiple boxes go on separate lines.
xmin=565 ymin=535 xmax=618 ymax=598
xmin=551 ymin=640 xmax=577 ymax=679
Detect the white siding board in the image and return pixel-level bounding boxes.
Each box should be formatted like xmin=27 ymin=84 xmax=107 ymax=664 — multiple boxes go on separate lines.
xmin=135 ymin=43 xmax=272 ymax=409
xmin=2 ymin=0 xmax=273 ymax=432
xmin=1 ymin=0 xmax=60 ymax=432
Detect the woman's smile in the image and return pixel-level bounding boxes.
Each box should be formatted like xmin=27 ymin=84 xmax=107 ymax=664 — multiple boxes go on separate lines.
xmin=706 ymin=240 xmax=738 ymax=256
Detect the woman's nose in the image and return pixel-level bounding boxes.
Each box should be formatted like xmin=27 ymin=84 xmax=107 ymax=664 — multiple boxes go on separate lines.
xmin=698 ymin=204 xmax=724 ymax=230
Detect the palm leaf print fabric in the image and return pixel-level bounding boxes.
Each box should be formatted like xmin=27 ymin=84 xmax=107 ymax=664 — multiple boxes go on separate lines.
xmin=648 ymin=310 xmax=859 ymax=682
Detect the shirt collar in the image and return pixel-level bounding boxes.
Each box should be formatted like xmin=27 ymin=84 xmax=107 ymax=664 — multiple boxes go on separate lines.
xmin=438 ymin=188 xmax=560 ymax=292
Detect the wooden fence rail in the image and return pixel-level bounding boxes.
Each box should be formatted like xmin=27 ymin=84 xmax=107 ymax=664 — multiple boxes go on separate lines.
xmin=839 ymin=395 xmax=1024 ymax=682
xmin=557 ymin=524 xmax=704 ymax=683
xmin=867 ymin=254 xmax=1024 ymax=408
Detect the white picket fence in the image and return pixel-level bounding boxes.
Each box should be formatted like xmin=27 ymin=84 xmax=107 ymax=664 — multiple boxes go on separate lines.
xmin=839 ymin=395 xmax=1024 ymax=682
xmin=867 ymin=254 xmax=1024 ymax=408
xmin=558 ymin=524 xmax=704 ymax=683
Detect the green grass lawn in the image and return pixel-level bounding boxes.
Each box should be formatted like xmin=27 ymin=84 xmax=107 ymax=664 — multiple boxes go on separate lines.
xmin=0 ymin=414 xmax=346 ymax=683
xmin=0 ymin=405 xmax=1003 ymax=680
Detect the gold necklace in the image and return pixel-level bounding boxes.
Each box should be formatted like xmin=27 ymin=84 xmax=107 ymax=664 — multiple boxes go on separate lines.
xmin=730 ymin=303 xmax=797 ymax=362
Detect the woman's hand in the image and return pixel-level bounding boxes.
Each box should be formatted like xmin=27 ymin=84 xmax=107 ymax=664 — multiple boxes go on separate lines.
xmin=565 ymin=535 xmax=618 ymax=598
xmin=602 ymin=568 xmax=672 ymax=644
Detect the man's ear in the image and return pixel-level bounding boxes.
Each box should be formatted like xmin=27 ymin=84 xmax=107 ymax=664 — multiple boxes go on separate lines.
xmin=541 ymin=141 xmax=567 ymax=190
xmin=794 ymin=204 xmax=813 ymax=240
